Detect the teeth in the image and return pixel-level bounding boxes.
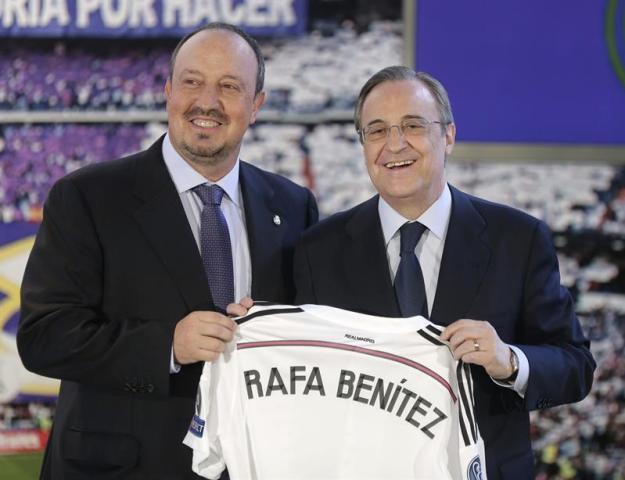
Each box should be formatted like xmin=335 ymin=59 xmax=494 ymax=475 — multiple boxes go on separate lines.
xmin=385 ymin=160 xmax=414 ymax=169
xmin=192 ymin=119 xmax=220 ymax=128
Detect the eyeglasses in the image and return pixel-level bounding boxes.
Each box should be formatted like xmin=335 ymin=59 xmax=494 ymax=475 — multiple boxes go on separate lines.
xmin=359 ymin=118 xmax=446 ymax=143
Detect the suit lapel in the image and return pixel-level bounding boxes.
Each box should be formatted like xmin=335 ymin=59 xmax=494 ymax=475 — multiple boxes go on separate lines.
xmin=240 ymin=162 xmax=285 ymax=300
xmin=344 ymin=196 xmax=400 ymax=317
xmin=431 ymin=186 xmax=490 ymax=326
xmin=132 ymin=139 xmax=213 ymax=311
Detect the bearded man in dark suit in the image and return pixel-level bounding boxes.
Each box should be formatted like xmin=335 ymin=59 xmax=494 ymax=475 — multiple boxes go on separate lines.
xmin=18 ymin=23 xmax=317 ymax=479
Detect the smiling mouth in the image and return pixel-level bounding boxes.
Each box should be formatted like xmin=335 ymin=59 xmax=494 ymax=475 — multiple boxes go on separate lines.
xmin=384 ymin=160 xmax=415 ymax=169
xmin=191 ymin=119 xmax=222 ymax=128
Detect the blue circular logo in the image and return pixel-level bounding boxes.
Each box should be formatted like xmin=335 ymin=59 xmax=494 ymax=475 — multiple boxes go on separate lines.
xmin=467 ymin=455 xmax=484 ymax=480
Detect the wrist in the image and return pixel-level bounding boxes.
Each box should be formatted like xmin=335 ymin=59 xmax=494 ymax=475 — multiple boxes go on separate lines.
xmin=501 ymin=347 xmax=519 ymax=383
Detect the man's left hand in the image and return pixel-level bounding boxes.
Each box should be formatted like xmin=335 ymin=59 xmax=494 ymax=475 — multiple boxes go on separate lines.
xmin=441 ymin=319 xmax=513 ymax=380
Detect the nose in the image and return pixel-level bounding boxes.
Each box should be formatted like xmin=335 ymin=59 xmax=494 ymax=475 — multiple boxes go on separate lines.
xmin=196 ymin=84 xmax=222 ymax=111
xmin=386 ymin=125 xmax=407 ymax=152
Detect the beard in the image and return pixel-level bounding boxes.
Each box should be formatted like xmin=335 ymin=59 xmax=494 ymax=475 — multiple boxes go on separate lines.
xmin=179 ymin=106 xmax=237 ymax=166
xmin=181 ymin=136 xmax=232 ymax=167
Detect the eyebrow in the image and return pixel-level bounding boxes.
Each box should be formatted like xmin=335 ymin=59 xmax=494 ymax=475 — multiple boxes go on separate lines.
xmin=219 ymin=74 xmax=246 ymax=85
xmin=179 ymin=68 xmax=203 ymax=77
xmin=178 ymin=70 xmax=248 ymax=87
xmin=364 ymin=114 xmax=427 ymax=128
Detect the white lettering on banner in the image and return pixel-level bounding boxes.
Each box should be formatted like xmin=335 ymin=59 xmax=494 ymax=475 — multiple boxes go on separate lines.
xmin=130 ymin=0 xmax=157 ymax=27
xmin=40 ymin=0 xmax=70 ymax=26
xmin=28 ymin=0 xmax=40 ymax=26
xmin=0 ymin=0 xmax=70 ymax=27
xmin=272 ymin=0 xmax=295 ymax=26
xmin=190 ymin=0 xmax=218 ymax=26
xmin=163 ymin=0 xmax=188 ymax=27
xmin=0 ymin=0 xmax=296 ymax=30
xmin=2 ymin=0 xmax=28 ymax=27
xmin=76 ymin=0 xmax=100 ymax=27
xmin=219 ymin=0 xmax=244 ymax=24
xmin=163 ymin=0 xmax=296 ymax=27
xmin=77 ymin=0 xmax=157 ymax=28
xmin=246 ymin=0 xmax=267 ymax=26
xmin=101 ymin=0 xmax=128 ymax=28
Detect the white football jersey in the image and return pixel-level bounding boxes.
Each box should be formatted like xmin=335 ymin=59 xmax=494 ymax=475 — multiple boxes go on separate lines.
xmin=184 ymin=304 xmax=486 ymax=480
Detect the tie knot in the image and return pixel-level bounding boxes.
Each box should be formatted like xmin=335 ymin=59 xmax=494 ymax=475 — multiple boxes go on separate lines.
xmin=193 ymin=184 xmax=225 ymax=206
xmin=399 ymin=221 xmax=427 ymax=256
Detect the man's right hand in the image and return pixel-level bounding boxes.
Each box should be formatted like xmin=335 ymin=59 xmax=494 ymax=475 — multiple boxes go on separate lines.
xmin=173 ymin=311 xmax=238 ymax=364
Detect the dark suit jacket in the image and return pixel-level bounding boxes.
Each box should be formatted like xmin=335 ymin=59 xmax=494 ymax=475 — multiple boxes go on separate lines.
xmin=18 ymin=137 xmax=318 ymax=480
xmin=294 ymin=185 xmax=594 ymax=480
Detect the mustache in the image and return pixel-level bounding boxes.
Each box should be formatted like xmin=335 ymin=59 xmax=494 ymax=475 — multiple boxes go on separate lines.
xmin=184 ymin=107 xmax=228 ymax=123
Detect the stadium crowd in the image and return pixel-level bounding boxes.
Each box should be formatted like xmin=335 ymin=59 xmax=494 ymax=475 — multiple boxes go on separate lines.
xmin=0 ymin=22 xmax=400 ymax=114
xmin=2 ymin=121 xmax=624 ymax=232
xmin=0 ymin=123 xmax=148 ymax=222
xmin=533 ymin=301 xmax=625 ymax=479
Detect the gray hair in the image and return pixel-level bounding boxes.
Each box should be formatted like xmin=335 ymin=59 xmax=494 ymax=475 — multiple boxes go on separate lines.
xmin=354 ymin=66 xmax=454 ymax=136
xmin=169 ymin=22 xmax=265 ymax=96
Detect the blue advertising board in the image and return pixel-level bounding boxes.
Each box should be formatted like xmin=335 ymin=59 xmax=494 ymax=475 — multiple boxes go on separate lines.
xmin=0 ymin=0 xmax=307 ymax=37
xmin=415 ymin=0 xmax=625 ymax=145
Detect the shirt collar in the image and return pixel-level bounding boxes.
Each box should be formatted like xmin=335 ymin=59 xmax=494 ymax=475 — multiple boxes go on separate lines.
xmin=378 ymin=183 xmax=452 ymax=246
xmin=162 ymin=132 xmax=241 ymax=206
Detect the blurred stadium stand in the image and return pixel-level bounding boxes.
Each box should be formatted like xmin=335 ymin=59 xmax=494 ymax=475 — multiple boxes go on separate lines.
xmin=1 ymin=5 xmax=624 ymax=478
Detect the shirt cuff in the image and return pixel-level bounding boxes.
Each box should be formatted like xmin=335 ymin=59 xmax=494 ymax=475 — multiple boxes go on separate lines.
xmin=491 ymin=345 xmax=529 ymax=398
xmin=170 ymin=348 xmax=181 ymax=374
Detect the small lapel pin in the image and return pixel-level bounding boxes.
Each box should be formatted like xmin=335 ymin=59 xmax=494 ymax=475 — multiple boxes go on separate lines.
xmin=273 ymin=214 xmax=281 ymax=226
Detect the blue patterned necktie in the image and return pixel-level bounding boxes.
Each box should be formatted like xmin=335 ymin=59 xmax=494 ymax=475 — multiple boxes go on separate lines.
xmin=193 ymin=184 xmax=234 ymax=312
xmin=394 ymin=221 xmax=429 ymax=318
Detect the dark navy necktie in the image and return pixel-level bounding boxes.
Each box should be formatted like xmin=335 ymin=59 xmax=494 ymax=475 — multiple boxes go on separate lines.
xmin=394 ymin=221 xmax=429 ymax=318
xmin=193 ymin=184 xmax=235 ymax=312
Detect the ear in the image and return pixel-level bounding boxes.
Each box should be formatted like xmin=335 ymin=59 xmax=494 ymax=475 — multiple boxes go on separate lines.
xmin=444 ymin=123 xmax=456 ymax=156
xmin=249 ymin=91 xmax=266 ymax=124
xmin=165 ymin=78 xmax=172 ymax=101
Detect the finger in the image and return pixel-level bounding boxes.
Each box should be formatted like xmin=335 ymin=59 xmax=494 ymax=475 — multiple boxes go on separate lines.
xmin=227 ymin=302 xmax=249 ymax=318
xmin=441 ymin=319 xmax=479 ymax=340
xmin=449 ymin=337 xmax=485 ymax=360
xmin=239 ymin=297 xmax=254 ymax=309
xmin=195 ymin=336 xmax=227 ymax=354
xmin=188 ymin=349 xmax=221 ymax=363
xmin=456 ymin=351 xmax=486 ymax=365
xmin=196 ymin=323 xmax=236 ymax=342
xmin=180 ymin=337 xmax=228 ymax=364
xmin=445 ymin=327 xmax=484 ymax=350
xmin=195 ymin=311 xmax=238 ymax=331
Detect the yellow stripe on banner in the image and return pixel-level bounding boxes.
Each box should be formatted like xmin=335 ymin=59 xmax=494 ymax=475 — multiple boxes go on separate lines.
xmin=18 ymin=383 xmax=60 ymax=396
xmin=0 ymin=236 xmax=35 ymax=262
xmin=0 ymin=234 xmax=60 ymax=398
xmin=0 ymin=275 xmax=20 ymax=330
xmin=0 ymin=236 xmax=35 ymax=331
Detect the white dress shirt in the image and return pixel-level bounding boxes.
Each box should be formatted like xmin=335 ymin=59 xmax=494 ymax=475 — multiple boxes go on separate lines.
xmin=162 ymin=134 xmax=251 ymax=302
xmin=162 ymin=133 xmax=252 ymax=372
xmin=377 ymin=184 xmax=529 ymax=396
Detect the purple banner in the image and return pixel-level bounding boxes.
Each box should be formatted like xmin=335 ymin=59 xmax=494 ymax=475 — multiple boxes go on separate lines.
xmin=0 ymin=0 xmax=308 ymax=37
xmin=415 ymin=1 xmax=625 ymax=144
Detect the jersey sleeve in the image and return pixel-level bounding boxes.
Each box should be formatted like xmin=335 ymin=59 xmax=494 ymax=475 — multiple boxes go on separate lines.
xmin=454 ymin=361 xmax=488 ymax=480
xmin=183 ymin=361 xmax=226 ymax=479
